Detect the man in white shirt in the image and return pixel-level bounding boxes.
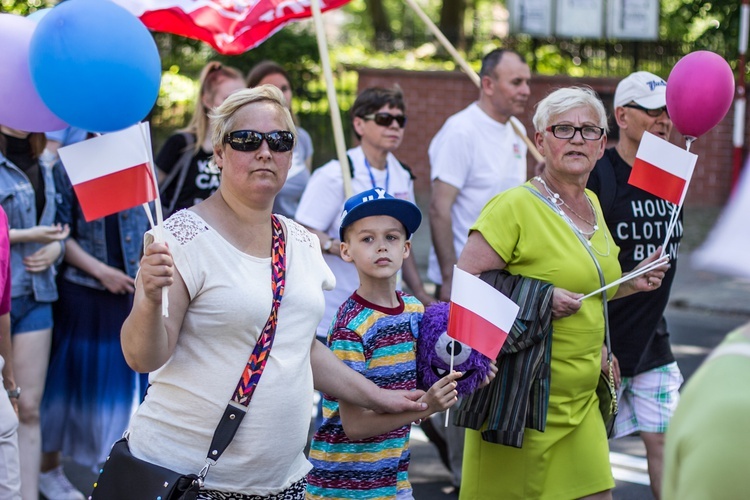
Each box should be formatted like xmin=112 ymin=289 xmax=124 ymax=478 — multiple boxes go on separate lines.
xmin=428 ymin=48 xmax=531 ymax=302
xmin=423 ymin=49 xmax=531 ymax=491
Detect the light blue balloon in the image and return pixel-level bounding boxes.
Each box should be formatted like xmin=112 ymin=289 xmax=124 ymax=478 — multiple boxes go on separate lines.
xmin=28 ymin=0 xmax=161 ymax=133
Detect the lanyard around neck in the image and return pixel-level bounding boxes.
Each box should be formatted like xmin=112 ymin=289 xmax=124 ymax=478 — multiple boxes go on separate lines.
xmin=364 ymin=155 xmax=389 ymax=193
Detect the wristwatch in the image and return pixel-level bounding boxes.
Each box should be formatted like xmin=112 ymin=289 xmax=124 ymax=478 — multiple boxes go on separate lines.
xmin=322 ymin=238 xmax=334 ymax=254
xmin=6 ymin=387 xmax=20 ymax=399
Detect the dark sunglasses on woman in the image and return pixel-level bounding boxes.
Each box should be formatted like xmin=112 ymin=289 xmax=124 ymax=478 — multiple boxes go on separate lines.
xmin=362 ymin=112 xmax=407 ymax=128
xmin=224 ymin=130 xmax=295 ymax=152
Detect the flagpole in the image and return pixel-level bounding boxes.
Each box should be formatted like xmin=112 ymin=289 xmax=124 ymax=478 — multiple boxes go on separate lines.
xmin=659 ymin=136 xmax=694 ymax=258
xmin=445 ymin=345 xmax=455 ymax=427
xmin=400 ymin=0 xmax=544 ymax=164
xmin=309 ymin=0 xmax=352 ymax=198
xmin=578 ymin=256 xmax=669 ymax=301
xmin=139 ymin=122 xmax=169 ymax=317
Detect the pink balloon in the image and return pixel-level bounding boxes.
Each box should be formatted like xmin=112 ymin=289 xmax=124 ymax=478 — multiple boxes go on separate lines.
xmin=0 ymin=14 xmax=66 ymax=132
xmin=666 ymin=51 xmax=735 ymax=139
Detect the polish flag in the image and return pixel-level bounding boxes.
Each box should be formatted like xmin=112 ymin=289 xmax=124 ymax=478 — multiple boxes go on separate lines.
xmin=58 ymin=123 xmax=157 ymax=222
xmin=114 ymin=0 xmax=352 ymax=55
xmin=447 ymin=267 xmax=519 ymax=360
xmin=629 ymin=132 xmax=698 ymax=205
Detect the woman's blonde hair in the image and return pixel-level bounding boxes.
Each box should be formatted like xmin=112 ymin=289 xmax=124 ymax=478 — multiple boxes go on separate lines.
xmin=533 ymin=86 xmax=609 ymax=133
xmin=209 ymin=85 xmax=297 ymax=153
xmin=182 ymin=61 xmax=245 ymax=153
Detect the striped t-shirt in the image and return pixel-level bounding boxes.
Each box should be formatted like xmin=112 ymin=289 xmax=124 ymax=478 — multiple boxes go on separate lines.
xmin=307 ymin=291 xmax=424 ymax=499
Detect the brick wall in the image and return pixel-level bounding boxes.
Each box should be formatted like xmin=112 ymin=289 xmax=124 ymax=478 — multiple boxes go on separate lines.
xmin=357 ymin=68 xmax=738 ymax=207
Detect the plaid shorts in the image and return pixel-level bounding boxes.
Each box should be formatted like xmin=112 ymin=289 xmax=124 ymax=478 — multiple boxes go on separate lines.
xmin=196 ymin=478 xmax=306 ymax=500
xmin=613 ymin=362 xmax=683 ymax=438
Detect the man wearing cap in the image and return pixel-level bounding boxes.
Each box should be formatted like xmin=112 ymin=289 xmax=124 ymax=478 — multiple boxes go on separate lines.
xmin=587 ymin=71 xmax=684 ymax=499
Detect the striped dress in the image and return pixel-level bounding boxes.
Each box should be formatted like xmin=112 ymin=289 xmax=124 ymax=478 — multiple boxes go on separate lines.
xmin=307 ymin=291 xmax=423 ymax=499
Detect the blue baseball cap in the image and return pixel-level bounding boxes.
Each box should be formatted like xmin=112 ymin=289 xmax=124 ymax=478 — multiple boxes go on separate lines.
xmin=339 ymin=188 xmax=422 ymax=240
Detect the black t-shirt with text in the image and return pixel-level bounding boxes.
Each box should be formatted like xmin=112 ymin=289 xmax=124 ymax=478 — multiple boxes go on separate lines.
xmin=156 ymin=133 xmax=219 ymax=213
xmin=587 ymin=147 xmax=681 ymax=377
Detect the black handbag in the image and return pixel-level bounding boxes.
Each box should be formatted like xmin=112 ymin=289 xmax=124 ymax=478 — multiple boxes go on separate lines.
xmin=92 ymin=438 xmax=200 ymax=499
xmin=597 ymin=352 xmax=618 ymax=438
xmin=91 ymin=215 xmax=287 ymax=499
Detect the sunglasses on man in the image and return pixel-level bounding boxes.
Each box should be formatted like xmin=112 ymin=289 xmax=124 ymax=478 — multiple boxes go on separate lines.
xmin=224 ymin=130 xmax=295 ymax=152
xmin=623 ymin=103 xmax=670 ymax=118
xmin=362 ymin=112 xmax=407 ymax=128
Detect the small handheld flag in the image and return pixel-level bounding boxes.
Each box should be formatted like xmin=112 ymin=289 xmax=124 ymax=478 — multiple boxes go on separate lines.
xmin=58 ymin=123 xmax=157 ymax=222
xmin=448 ymin=267 xmax=519 ymax=360
xmin=629 ymin=132 xmax=697 ymax=205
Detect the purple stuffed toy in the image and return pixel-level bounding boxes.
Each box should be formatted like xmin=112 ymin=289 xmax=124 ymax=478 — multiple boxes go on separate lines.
xmin=417 ymin=301 xmax=492 ymax=395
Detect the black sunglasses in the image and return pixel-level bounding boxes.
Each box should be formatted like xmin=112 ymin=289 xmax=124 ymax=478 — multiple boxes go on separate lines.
xmin=362 ymin=112 xmax=407 ymax=128
xmin=546 ymin=125 xmax=605 ymax=141
xmin=223 ymin=130 xmax=295 ymax=152
xmin=623 ymin=103 xmax=670 ymax=118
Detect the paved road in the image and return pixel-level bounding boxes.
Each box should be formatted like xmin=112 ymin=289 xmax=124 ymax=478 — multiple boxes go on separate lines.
xmin=409 ymin=305 xmax=750 ymax=500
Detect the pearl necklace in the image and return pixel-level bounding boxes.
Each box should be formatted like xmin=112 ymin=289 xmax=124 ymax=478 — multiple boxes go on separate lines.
xmin=534 ymin=176 xmax=611 ymax=256
xmin=535 ymin=176 xmax=597 ymax=229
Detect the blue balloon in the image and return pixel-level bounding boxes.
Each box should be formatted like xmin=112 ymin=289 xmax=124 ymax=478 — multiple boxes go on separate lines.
xmin=28 ymin=0 xmax=161 ymax=132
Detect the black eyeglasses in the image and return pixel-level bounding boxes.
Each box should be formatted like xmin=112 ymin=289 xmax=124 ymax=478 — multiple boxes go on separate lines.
xmin=546 ymin=125 xmax=605 ymax=141
xmin=362 ymin=112 xmax=407 ymax=128
xmin=623 ymin=103 xmax=670 ymax=118
xmin=223 ymin=130 xmax=295 ymax=152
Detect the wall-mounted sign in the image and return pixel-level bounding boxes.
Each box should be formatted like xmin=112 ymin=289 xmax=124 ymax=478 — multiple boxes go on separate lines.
xmin=509 ymin=0 xmax=553 ymax=37
xmin=508 ymin=0 xmax=659 ymax=41
xmin=607 ymin=0 xmax=659 ymax=40
xmin=556 ymin=0 xmax=604 ymax=38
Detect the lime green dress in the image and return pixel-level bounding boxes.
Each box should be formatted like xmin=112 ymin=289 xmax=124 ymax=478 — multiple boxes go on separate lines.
xmin=460 ymin=183 xmax=621 ymax=500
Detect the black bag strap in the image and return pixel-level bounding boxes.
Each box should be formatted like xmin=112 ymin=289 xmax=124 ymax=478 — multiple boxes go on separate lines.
xmin=160 ymin=132 xmax=195 ymax=215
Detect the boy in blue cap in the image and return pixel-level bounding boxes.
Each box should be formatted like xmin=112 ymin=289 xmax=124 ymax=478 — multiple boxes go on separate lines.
xmin=306 ymin=188 xmax=461 ymax=499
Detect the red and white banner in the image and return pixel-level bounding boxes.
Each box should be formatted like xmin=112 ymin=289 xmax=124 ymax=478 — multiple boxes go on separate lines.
xmin=629 ymin=132 xmax=698 ymax=205
xmin=114 ymin=0 xmax=351 ymax=55
xmin=447 ymin=267 xmax=519 ymax=360
xmin=58 ymin=123 xmax=157 ymax=222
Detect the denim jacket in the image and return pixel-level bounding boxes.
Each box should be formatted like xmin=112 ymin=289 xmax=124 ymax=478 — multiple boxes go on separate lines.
xmin=0 ymin=151 xmax=61 ymax=302
xmin=54 ymin=162 xmax=150 ymax=289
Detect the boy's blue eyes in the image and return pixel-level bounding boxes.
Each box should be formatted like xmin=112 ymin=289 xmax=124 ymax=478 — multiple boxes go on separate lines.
xmin=360 ymin=234 xmax=400 ymax=243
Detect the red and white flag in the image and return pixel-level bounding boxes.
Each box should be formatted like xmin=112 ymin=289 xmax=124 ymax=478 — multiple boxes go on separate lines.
xmin=447 ymin=267 xmax=519 ymax=360
xmin=58 ymin=123 xmax=157 ymax=222
xmin=114 ymin=0 xmax=351 ymax=55
xmin=629 ymin=132 xmax=697 ymax=205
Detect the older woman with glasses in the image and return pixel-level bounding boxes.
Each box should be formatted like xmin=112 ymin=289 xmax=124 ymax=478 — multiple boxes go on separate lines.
xmin=119 ymin=86 xmax=428 ymax=499
xmin=454 ymin=87 xmax=669 ymax=500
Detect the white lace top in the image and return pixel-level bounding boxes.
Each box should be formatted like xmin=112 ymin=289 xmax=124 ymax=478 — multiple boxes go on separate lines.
xmin=128 ymin=211 xmax=335 ymax=495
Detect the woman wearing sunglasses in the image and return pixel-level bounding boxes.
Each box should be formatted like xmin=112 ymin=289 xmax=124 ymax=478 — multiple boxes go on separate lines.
xmin=296 ymin=86 xmax=433 ymax=351
xmin=120 ymin=86 xmax=428 ymax=499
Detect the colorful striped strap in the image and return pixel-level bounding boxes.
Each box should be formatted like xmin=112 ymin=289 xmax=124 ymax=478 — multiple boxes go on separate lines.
xmin=232 ymin=214 xmax=286 ymax=406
